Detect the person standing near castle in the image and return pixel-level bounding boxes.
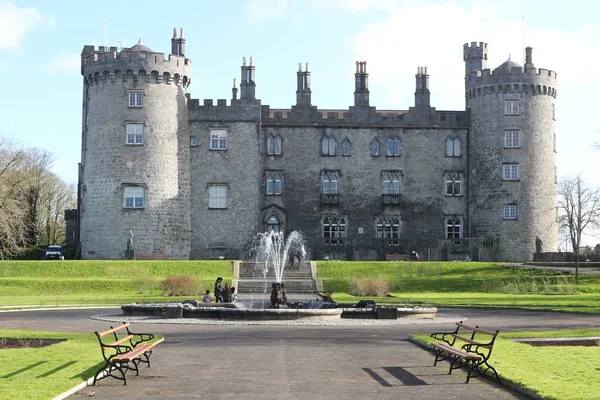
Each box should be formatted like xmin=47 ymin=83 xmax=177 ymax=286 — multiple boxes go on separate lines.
xmin=214 ymin=277 xmax=223 ymax=303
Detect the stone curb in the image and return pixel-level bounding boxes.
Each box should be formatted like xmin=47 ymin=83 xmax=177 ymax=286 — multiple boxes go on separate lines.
xmin=407 ymin=337 xmax=546 ymax=400
xmin=51 ymin=337 xmax=165 ymax=400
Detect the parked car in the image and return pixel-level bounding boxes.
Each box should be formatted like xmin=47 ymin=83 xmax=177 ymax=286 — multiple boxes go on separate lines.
xmin=43 ymin=245 xmax=65 ymax=260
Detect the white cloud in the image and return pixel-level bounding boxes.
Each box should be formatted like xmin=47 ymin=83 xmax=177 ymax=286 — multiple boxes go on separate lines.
xmin=346 ymin=2 xmax=600 ymax=109
xmin=246 ymin=0 xmax=289 ymax=22
xmin=0 ymin=2 xmax=46 ymax=50
xmin=47 ymin=53 xmax=80 ymax=72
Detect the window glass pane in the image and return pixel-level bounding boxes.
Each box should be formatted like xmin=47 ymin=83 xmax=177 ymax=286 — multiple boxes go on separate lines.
xmin=329 ymin=137 xmax=336 ymax=155
xmin=275 ymin=136 xmax=282 ymax=154
xmin=322 ymin=137 xmax=328 ymax=154
xmin=387 ymin=139 xmax=393 ymax=156
xmin=267 ymin=136 xmax=274 ymax=154
xmin=453 ymin=138 xmax=460 ymax=156
xmin=446 ymin=138 xmax=453 ymax=156
xmin=372 ymin=140 xmax=379 ymax=156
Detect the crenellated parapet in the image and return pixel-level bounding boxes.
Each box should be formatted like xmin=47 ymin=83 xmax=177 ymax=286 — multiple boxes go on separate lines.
xmin=187 ymin=98 xmax=261 ymax=121
xmin=81 ymin=45 xmax=191 ymax=88
xmin=259 ymin=105 xmax=468 ymax=128
xmin=465 ymin=67 xmax=557 ymax=101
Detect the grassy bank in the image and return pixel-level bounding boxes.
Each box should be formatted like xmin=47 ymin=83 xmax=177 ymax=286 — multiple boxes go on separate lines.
xmin=317 ymin=261 xmax=600 ymax=313
xmin=411 ymin=328 xmax=600 ymax=400
xmin=0 ymin=260 xmax=232 ymax=307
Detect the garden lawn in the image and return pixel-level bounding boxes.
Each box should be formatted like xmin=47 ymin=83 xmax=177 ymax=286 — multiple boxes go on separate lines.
xmin=0 ymin=329 xmax=103 ymax=400
xmin=411 ymin=328 xmax=600 ymax=400
xmin=0 ymin=260 xmax=233 ymax=307
xmin=318 ymin=261 xmax=600 ymax=313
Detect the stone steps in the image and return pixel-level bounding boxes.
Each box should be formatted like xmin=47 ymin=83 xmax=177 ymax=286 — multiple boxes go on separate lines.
xmin=237 ymin=279 xmax=317 ymax=294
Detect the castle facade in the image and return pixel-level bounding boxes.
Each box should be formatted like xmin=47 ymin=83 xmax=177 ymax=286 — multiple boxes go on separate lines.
xmin=78 ymin=30 xmax=558 ymax=261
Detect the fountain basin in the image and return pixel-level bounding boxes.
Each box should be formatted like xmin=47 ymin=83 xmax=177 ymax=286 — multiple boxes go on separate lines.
xmin=121 ymin=303 xmax=436 ymax=320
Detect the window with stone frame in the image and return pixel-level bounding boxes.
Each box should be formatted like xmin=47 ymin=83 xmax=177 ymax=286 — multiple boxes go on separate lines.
xmin=190 ymin=136 xmax=198 ymax=147
xmin=322 ymin=171 xmax=339 ymax=194
xmin=123 ymin=186 xmax=144 ymax=209
xmin=446 ymin=137 xmax=461 ymax=156
xmin=126 ymin=123 xmax=144 ymax=145
xmin=503 ymin=204 xmax=517 ymax=220
xmin=371 ymin=139 xmax=380 ymax=156
xmin=266 ymin=215 xmax=280 ymax=232
xmin=386 ymin=137 xmax=400 ymax=156
xmin=382 ymin=172 xmax=400 ymax=194
xmin=342 ymin=138 xmax=351 ymax=156
xmin=266 ymin=172 xmax=282 ymax=195
xmin=267 ymin=134 xmax=282 ymax=155
xmin=376 ymin=217 xmax=400 ymax=239
xmin=505 ymin=100 xmax=520 ymax=115
xmin=322 ymin=136 xmax=336 ymax=156
xmin=446 ymin=217 xmax=462 ymax=239
xmin=128 ymin=91 xmax=143 ymax=107
xmin=210 ymin=129 xmax=227 ymax=150
xmin=208 ymin=184 xmax=227 ymax=209
xmin=323 ymin=215 xmax=346 ymax=245
xmin=503 ymin=164 xmax=519 ymax=180
xmin=504 ymin=130 xmax=521 ymax=148
xmin=445 ymin=172 xmax=462 ymax=196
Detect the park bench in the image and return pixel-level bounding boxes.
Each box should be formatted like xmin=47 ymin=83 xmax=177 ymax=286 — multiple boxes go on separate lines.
xmin=93 ymin=322 xmax=160 ymax=385
xmin=136 ymin=253 xmax=168 ymax=260
xmin=429 ymin=321 xmax=499 ymax=383
xmin=386 ymin=253 xmax=410 ymax=261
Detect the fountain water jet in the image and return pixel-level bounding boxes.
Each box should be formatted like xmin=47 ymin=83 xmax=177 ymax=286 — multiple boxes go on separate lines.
xmin=254 ymin=230 xmax=306 ymax=283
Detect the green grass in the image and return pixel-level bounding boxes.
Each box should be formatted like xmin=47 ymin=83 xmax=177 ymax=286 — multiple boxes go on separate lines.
xmin=0 ymin=260 xmax=233 ymax=307
xmin=411 ymin=328 xmax=600 ymax=400
xmin=317 ymin=261 xmax=600 ymax=313
xmin=0 ymin=329 xmax=103 ymax=400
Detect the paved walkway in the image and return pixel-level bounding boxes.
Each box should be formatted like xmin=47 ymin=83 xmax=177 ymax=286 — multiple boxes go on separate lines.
xmin=2 ymin=307 xmax=600 ymax=399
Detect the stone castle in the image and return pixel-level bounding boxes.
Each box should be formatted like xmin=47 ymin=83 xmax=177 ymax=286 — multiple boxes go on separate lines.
xmin=77 ymin=29 xmax=558 ymax=261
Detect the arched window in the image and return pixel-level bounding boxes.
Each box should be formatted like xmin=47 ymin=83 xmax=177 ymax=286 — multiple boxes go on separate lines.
xmin=267 ymin=215 xmax=280 ymax=232
xmin=446 ymin=218 xmax=462 ymax=239
xmin=322 ymin=136 xmax=336 ymax=156
xmin=386 ymin=138 xmax=400 ymax=156
xmin=267 ymin=135 xmax=282 ymax=155
xmin=376 ymin=217 xmax=400 ymax=239
xmin=446 ymin=137 xmax=461 ymax=156
xmin=371 ymin=139 xmax=380 ymax=156
xmin=266 ymin=172 xmax=282 ymax=195
xmin=322 ymin=172 xmax=339 ymax=194
xmin=445 ymin=173 xmax=461 ymax=196
xmin=342 ymin=138 xmax=351 ymax=156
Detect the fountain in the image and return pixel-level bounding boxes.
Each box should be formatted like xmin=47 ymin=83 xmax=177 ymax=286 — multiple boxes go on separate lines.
xmin=121 ymin=231 xmax=437 ymax=321
xmin=253 ymin=230 xmax=306 ymax=306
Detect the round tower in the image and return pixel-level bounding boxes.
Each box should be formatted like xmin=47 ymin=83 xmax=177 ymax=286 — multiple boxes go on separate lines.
xmin=465 ymin=42 xmax=558 ymax=261
xmin=80 ymin=31 xmax=191 ymax=259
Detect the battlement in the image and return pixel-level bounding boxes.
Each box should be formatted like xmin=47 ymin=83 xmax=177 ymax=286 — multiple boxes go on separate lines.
xmin=81 ymin=45 xmax=191 ymax=87
xmin=463 ymin=41 xmax=488 ymax=60
xmin=465 ymin=66 xmax=557 ymax=99
xmin=187 ymin=97 xmax=261 ymax=121
xmin=259 ymin=106 xmax=467 ymax=127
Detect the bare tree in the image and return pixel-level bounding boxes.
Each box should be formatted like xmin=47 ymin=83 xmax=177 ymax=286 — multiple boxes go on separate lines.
xmin=37 ymin=173 xmax=76 ymax=245
xmin=0 ymin=138 xmax=29 ymax=258
xmin=557 ymin=175 xmax=600 ymax=283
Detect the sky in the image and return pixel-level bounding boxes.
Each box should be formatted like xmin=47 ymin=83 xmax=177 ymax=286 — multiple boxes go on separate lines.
xmin=1 ymin=0 xmax=599 ymax=245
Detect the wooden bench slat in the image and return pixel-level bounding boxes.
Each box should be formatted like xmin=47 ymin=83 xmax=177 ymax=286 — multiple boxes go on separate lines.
xmin=110 ymin=334 xmax=134 ymax=347
xmin=452 ymin=334 xmax=492 ymax=348
xmin=432 ymin=343 xmax=481 ymax=360
xmin=97 ymin=323 xmax=131 ymax=338
xmin=456 ymin=322 xmax=498 ymax=336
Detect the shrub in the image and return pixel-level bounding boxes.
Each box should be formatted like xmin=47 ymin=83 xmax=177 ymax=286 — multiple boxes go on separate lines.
xmin=161 ymin=275 xmax=199 ymax=296
xmin=348 ymin=278 xmax=390 ymax=297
